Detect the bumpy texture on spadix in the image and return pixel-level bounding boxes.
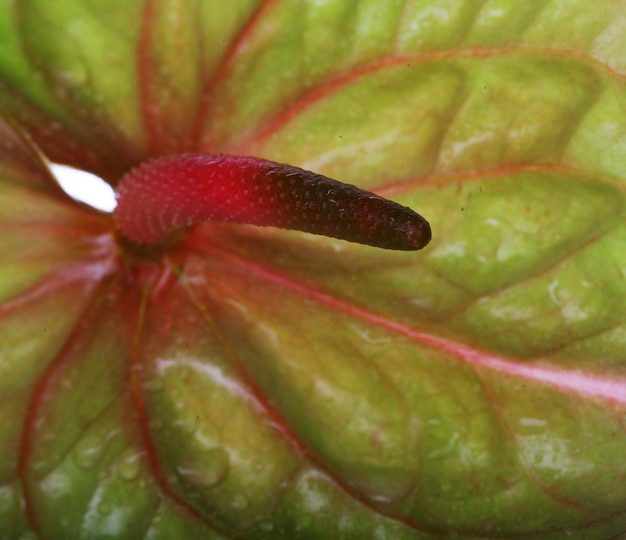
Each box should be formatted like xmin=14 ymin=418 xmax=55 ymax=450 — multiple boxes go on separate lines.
xmin=114 ymin=154 xmax=431 ymax=250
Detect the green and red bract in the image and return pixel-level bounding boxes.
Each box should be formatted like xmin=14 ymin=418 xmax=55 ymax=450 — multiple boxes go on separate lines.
xmin=2 ymin=1 xmax=626 ymax=539
xmin=114 ymin=153 xmax=431 ymax=249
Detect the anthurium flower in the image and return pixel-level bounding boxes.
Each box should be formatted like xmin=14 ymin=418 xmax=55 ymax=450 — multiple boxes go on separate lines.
xmin=1 ymin=2 xmax=626 ymax=538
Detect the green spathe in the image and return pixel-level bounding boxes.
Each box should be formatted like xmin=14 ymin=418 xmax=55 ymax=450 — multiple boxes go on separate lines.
xmin=0 ymin=1 xmax=625 ymax=538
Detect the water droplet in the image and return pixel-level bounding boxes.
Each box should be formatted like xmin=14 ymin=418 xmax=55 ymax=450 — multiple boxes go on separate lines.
xmin=142 ymin=376 xmax=164 ymax=392
xmin=73 ymin=434 xmax=106 ymax=470
xmin=171 ymin=406 xmax=199 ymax=435
xmin=231 ymin=494 xmax=249 ymax=510
xmin=117 ymin=448 xmax=142 ymax=481
xmin=519 ymin=417 xmax=547 ymax=428
xmin=297 ymin=514 xmax=313 ymax=530
xmin=176 ymin=447 xmax=229 ymax=488
xmin=54 ymin=66 xmax=87 ymax=88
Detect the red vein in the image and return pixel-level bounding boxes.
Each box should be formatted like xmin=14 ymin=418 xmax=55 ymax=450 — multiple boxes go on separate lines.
xmin=374 ymin=161 xmax=626 ymax=197
xmin=127 ymin=266 xmax=240 ymax=539
xmin=137 ymin=0 xmax=158 ymax=155
xmin=189 ymin=236 xmax=626 ymax=407
xmin=192 ymin=0 xmax=278 ymax=151
xmin=11 ymin=5 xmax=132 ymax=178
xmin=174 ymin=255 xmax=442 ymax=535
xmin=127 ymin=272 xmax=204 ymax=523
xmin=241 ymin=46 xmax=626 ymax=154
xmin=174 ymin=263 xmax=310 ymax=457
xmin=18 ymin=278 xmax=115 ymax=538
xmin=0 ymin=256 xmax=118 ymax=317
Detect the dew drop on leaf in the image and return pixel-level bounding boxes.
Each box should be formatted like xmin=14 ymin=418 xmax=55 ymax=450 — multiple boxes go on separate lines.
xmin=297 ymin=514 xmax=313 ymax=531
xmin=231 ymin=494 xmax=249 ymax=510
xmin=142 ymin=376 xmax=164 ymax=392
xmin=171 ymin=407 xmax=200 ymax=435
xmin=72 ymin=434 xmax=107 ymax=470
xmin=116 ymin=448 xmax=142 ymax=481
xmin=176 ymin=447 xmax=229 ymax=488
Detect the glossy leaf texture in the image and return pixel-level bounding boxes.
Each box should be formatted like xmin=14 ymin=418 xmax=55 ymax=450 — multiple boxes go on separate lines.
xmin=1 ymin=1 xmax=626 ymax=538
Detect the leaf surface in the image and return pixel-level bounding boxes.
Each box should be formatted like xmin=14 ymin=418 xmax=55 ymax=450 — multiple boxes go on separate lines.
xmin=1 ymin=1 xmax=626 ymax=538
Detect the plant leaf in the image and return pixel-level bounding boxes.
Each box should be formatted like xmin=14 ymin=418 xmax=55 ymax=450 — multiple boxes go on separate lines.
xmin=1 ymin=1 xmax=626 ymax=538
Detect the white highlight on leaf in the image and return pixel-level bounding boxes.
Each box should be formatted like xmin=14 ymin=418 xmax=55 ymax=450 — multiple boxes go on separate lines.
xmin=82 ymin=482 xmax=129 ymax=535
xmin=222 ymin=298 xmax=249 ymax=314
xmin=562 ymin=301 xmax=589 ymax=322
xmin=295 ymin=469 xmax=330 ymax=513
xmin=406 ymin=2 xmax=458 ymax=35
xmin=299 ymin=129 xmax=402 ymax=172
xmin=427 ymin=431 xmax=460 ymax=459
xmin=431 ymin=240 xmax=467 ymax=259
xmin=518 ymin=433 xmax=595 ymax=476
xmin=519 ymin=417 xmax=547 ymax=427
xmin=156 ymin=357 xmax=251 ymax=402
xmin=258 ymin=322 xmax=281 ymax=349
xmin=39 ymin=469 xmax=73 ymax=500
xmin=447 ymin=131 xmax=494 ymax=160
xmin=349 ymin=323 xmax=392 ymax=345
xmin=547 ymin=278 xmax=589 ymax=322
xmin=481 ymin=4 xmax=506 ymax=21
xmin=547 ymin=279 xmax=560 ymax=305
xmin=484 ymin=217 xmax=501 ymax=227
xmin=50 ymin=163 xmax=117 ymax=212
